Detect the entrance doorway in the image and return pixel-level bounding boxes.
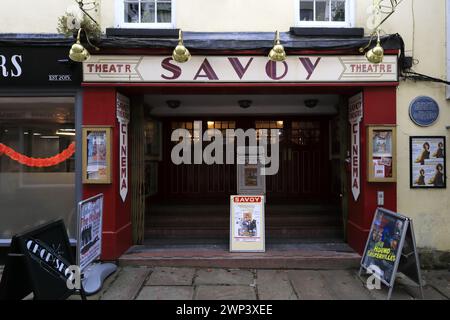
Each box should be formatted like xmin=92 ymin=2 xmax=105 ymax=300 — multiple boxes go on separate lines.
xmin=137 ymin=94 xmax=347 ymax=244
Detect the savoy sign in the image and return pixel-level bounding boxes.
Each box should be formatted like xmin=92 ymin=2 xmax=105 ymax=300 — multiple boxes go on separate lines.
xmin=83 ymin=55 xmax=398 ymax=83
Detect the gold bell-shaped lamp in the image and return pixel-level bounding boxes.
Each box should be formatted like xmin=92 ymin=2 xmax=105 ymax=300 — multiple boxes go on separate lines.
xmin=172 ymin=30 xmax=191 ymax=63
xmin=69 ymin=28 xmax=98 ymax=62
xmin=268 ymin=31 xmax=286 ymax=62
xmin=365 ymin=31 xmax=384 ymax=64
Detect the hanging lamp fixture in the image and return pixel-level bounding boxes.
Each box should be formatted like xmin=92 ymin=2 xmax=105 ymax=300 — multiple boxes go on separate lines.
xmin=268 ymin=31 xmax=286 ymax=62
xmin=172 ymin=30 xmax=191 ymax=63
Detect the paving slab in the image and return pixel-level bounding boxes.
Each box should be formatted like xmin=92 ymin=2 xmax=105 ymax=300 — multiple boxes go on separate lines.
xmin=100 ymin=267 xmax=150 ymax=300
xmin=423 ymin=270 xmax=450 ymax=299
xmin=288 ymin=270 xmax=334 ymax=300
xmin=195 ymin=268 xmax=254 ymax=286
xmin=137 ymin=286 xmax=194 ymax=300
xmin=195 ymin=285 xmax=256 ymax=300
xmin=256 ymin=270 xmax=297 ymax=300
xmin=319 ymin=270 xmax=373 ymax=300
xmin=65 ymin=267 xmax=121 ymax=300
xmin=146 ymin=267 xmax=195 ymax=286
xmin=402 ymin=285 xmax=447 ymax=300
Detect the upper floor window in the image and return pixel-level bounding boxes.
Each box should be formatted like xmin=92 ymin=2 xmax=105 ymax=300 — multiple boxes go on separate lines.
xmin=295 ymin=0 xmax=354 ymax=27
xmin=116 ymin=0 xmax=174 ymax=28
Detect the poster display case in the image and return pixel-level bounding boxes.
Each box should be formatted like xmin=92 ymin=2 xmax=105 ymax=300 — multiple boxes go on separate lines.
xmin=82 ymin=127 xmax=112 ymax=184
xmin=367 ymin=125 xmax=397 ymax=182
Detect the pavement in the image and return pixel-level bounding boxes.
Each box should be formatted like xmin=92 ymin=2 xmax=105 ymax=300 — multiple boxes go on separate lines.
xmin=1 ymin=265 xmax=448 ymax=300
xmin=74 ymin=267 xmax=449 ymax=300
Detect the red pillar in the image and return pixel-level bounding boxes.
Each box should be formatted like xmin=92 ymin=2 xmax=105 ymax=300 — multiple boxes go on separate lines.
xmin=82 ymin=88 xmax=132 ymax=260
xmin=347 ymin=86 xmax=397 ymax=254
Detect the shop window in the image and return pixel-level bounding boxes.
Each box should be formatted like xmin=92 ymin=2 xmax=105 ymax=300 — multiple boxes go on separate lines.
xmin=296 ymin=0 xmax=354 ymax=27
xmin=116 ymin=0 xmax=174 ymax=28
xmin=0 ymin=97 xmax=76 ymax=240
xmin=291 ymin=121 xmax=321 ymax=146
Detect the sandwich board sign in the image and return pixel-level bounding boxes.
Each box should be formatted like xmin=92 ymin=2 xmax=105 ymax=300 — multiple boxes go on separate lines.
xmin=359 ymin=208 xmax=424 ymax=300
xmin=230 ymin=195 xmax=265 ymax=252
xmin=77 ymin=194 xmax=104 ymax=272
xmin=76 ymin=194 xmax=117 ymax=295
xmin=0 ymin=220 xmax=85 ymax=300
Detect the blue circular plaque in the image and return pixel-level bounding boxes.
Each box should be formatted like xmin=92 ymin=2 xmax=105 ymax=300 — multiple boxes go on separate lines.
xmin=409 ymin=96 xmax=439 ymax=127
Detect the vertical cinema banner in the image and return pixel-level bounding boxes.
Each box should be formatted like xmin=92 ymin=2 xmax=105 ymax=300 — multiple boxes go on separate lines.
xmin=116 ymin=93 xmax=130 ymax=202
xmin=349 ymin=93 xmax=363 ymax=201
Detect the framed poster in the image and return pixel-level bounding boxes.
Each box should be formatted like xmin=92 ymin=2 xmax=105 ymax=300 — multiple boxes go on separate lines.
xmin=77 ymin=194 xmax=104 ymax=272
xmin=367 ymin=126 xmax=397 ymax=182
xmin=144 ymin=119 xmax=162 ymax=161
xmin=237 ymin=147 xmax=266 ymax=196
xmin=230 ymin=195 xmax=265 ymax=252
xmin=361 ymin=208 xmax=408 ymax=287
xmin=410 ymin=136 xmax=446 ymax=188
xmin=82 ymin=127 xmax=112 ymax=184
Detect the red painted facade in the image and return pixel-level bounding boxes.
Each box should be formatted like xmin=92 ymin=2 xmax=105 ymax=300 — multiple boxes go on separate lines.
xmin=347 ymin=87 xmax=397 ymax=254
xmin=82 ymin=88 xmax=132 ymax=260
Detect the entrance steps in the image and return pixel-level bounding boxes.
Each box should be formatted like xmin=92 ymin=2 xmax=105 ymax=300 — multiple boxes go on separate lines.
xmin=118 ymin=242 xmax=360 ymax=269
xmin=145 ymin=203 xmax=343 ymax=240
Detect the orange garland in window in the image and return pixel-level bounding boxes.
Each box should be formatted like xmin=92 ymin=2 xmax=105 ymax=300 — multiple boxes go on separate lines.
xmin=0 ymin=142 xmax=75 ymax=167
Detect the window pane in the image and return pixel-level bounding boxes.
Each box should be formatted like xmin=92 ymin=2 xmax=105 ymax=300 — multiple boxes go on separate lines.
xmin=331 ymin=0 xmax=345 ymax=21
xmin=315 ymin=0 xmax=330 ymax=21
xmin=124 ymin=1 xmax=139 ymax=23
xmin=157 ymin=1 xmax=172 ymax=23
xmin=300 ymin=0 xmax=314 ymax=21
xmin=141 ymin=0 xmax=156 ymax=23
xmin=0 ymin=97 xmax=76 ymax=239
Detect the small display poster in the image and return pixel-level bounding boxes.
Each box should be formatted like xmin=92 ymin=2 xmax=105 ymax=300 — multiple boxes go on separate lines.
xmin=77 ymin=194 xmax=104 ymax=272
xmin=361 ymin=208 xmax=408 ymax=286
xmin=237 ymin=147 xmax=266 ymax=196
xmin=410 ymin=136 xmax=446 ymax=188
xmin=230 ymin=195 xmax=265 ymax=252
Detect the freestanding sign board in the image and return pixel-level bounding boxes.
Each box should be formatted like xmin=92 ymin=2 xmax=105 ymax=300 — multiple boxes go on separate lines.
xmin=360 ymin=208 xmax=424 ymax=300
xmin=0 ymin=220 xmax=85 ymax=300
xmin=77 ymin=194 xmax=104 ymax=272
xmin=230 ymin=195 xmax=265 ymax=252
xmin=76 ymin=194 xmax=117 ymax=295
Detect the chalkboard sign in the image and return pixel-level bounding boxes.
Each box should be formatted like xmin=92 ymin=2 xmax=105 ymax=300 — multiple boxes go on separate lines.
xmin=0 ymin=220 xmax=85 ymax=300
xmin=360 ymin=208 xmax=423 ymax=299
xmin=409 ymin=96 xmax=439 ymax=127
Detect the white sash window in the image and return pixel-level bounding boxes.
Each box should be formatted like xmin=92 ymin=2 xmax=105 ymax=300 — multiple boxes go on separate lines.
xmin=115 ymin=0 xmax=175 ymax=28
xmin=295 ymin=0 xmax=354 ymax=27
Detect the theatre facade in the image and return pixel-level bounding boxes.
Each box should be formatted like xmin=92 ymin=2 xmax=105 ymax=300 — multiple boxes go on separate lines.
xmin=76 ymin=33 xmax=403 ymax=259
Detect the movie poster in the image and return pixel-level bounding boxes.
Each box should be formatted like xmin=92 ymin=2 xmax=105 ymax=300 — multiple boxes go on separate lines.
xmin=411 ymin=137 xmax=446 ymax=188
xmin=86 ymin=131 xmax=108 ymax=180
xmin=362 ymin=208 xmax=407 ymax=285
xmin=230 ymin=195 xmax=265 ymax=252
xmin=77 ymin=194 xmax=103 ymax=272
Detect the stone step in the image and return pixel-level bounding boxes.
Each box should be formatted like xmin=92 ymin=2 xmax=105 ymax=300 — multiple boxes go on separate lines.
xmin=118 ymin=243 xmax=361 ymax=270
xmin=145 ymin=226 xmax=343 ymax=239
xmin=146 ymin=214 xmax=341 ymax=227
